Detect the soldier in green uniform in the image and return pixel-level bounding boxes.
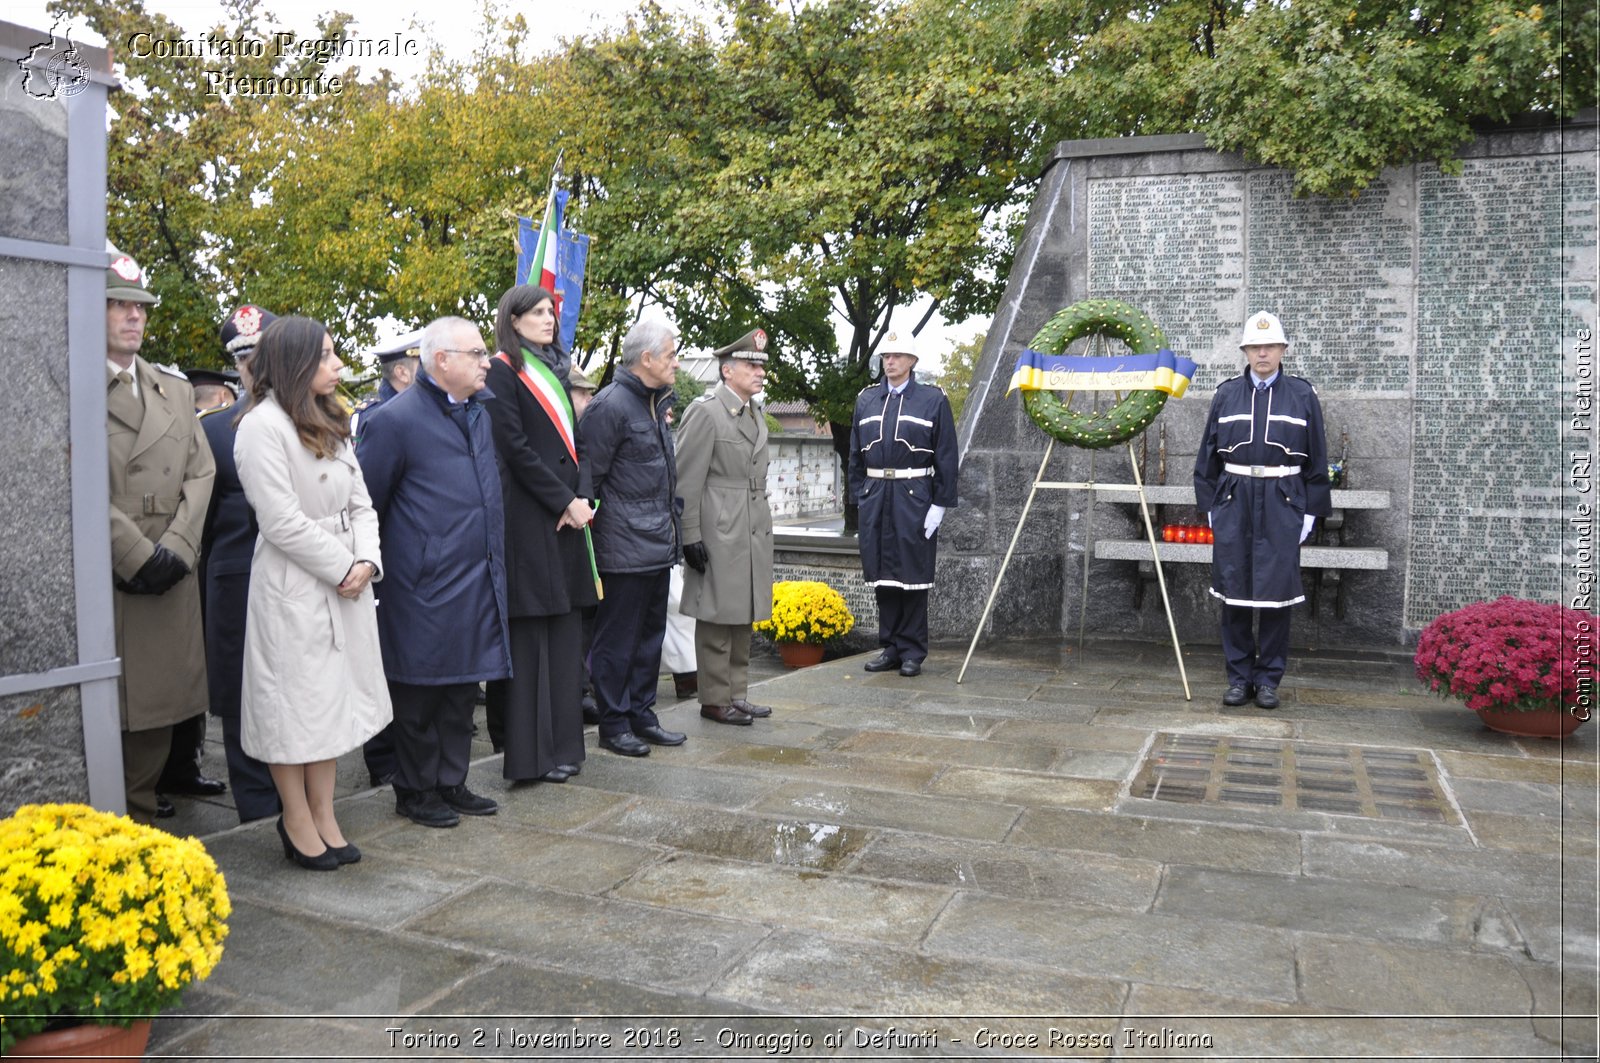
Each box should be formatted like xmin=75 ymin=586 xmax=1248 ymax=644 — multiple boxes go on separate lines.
xmin=104 ymin=247 xmax=216 ymax=822
xmin=675 ymin=328 xmax=776 ymax=725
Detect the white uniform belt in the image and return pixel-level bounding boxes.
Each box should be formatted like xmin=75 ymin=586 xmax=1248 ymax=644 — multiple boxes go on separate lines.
xmin=866 ymin=467 xmax=933 ymax=480
xmin=1224 ymin=462 xmax=1300 ymax=479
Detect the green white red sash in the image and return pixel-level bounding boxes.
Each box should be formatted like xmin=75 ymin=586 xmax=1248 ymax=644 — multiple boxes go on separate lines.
xmin=495 ymin=350 xmax=576 ymax=461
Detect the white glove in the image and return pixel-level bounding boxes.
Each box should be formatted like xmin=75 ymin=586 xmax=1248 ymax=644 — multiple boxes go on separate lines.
xmin=924 ymin=504 xmax=945 ymax=539
xmin=1300 ymin=514 xmax=1315 ymax=543
xmin=1207 ymin=512 xmax=1212 ymax=528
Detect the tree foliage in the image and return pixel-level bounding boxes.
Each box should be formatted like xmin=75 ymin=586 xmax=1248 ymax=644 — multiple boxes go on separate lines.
xmin=936 ymin=331 xmax=985 ymax=422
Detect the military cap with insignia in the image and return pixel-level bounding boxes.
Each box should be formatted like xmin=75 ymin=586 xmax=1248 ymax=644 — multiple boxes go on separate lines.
xmin=568 ymin=366 xmax=598 ymax=393
xmin=366 ymin=328 xmax=425 ymax=365
xmin=106 ymin=245 xmax=158 ymax=305
xmin=183 ymin=367 xmax=241 ymax=391
xmin=220 ymin=304 xmax=277 ymax=358
xmin=711 ymin=328 xmax=769 ymax=363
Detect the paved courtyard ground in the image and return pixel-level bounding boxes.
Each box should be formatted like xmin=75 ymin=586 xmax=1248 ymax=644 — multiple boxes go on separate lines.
xmin=146 ymin=639 xmax=1597 ymax=1060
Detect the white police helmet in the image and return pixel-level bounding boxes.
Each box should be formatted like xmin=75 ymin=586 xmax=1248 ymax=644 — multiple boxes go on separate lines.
xmin=1240 ymin=311 xmax=1288 ymax=348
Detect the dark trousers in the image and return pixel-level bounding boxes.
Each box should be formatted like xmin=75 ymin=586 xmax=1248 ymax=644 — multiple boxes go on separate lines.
xmin=219 ymin=714 xmax=280 ymax=823
xmin=157 ymin=712 xmax=207 ymax=789
xmin=590 ymin=567 xmax=668 ymax=738
xmin=875 ymin=586 xmax=930 ymax=664
xmin=363 ymin=724 xmax=397 ymax=786
xmin=387 ymin=681 xmax=477 ymax=793
xmin=489 ymin=612 xmax=586 ymax=780
xmin=1221 ymin=603 xmax=1292 ymax=689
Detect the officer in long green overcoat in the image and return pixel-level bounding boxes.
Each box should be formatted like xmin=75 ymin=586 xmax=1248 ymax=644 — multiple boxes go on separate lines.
xmin=675 ymin=329 xmax=775 ymax=725
xmin=104 ymin=248 xmax=215 ymax=821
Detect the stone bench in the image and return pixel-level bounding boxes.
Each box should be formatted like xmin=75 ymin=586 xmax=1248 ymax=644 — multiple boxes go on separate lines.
xmin=1084 ymin=486 xmax=1391 ymax=618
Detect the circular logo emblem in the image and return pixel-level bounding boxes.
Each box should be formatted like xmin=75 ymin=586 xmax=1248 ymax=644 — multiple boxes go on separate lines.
xmin=110 ymin=256 xmax=143 ymax=282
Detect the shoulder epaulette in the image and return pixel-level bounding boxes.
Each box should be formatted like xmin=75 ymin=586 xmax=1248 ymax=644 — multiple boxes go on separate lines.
xmin=691 ymin=392 xmax=715 ymax=404
xmin=197 ymin=404 xmax=230 ymax=420
xmin=156 ymin=362 xmax=190 ymax=381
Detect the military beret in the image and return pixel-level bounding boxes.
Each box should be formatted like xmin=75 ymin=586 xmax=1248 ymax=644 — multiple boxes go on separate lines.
xmin=711 ymin=328 xmax=769 ymax=363
xmin=220 ymin=304 xmax=276 ymax=356
xmin=106 ymin=246 xmax=158 ymax=305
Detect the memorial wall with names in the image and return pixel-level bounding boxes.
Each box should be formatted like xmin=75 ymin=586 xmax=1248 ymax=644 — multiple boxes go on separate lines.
xmin=948 ymin=118 xmax=1597 ymax=646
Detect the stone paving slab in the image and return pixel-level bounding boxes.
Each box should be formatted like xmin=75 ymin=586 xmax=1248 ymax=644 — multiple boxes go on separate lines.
xmin=1304 ymin=834 xmax=1571 ymax=898
xmin=1113 ymin=791 xmax=1477 ymax=847
xmin=1294 ymin=935 xmax=1537 ymax=1013
xmin=586 ymin=797 xmax=874 ymax=871
xmin=613 ymin=855 xmax=951 ymax=946
xmin=832 ymin=729 xmax=1060 ymax=772
xmin=847 ymin=833 xmax=1161 ymax=910
xmin=926 ymin=893 xmax=1298 ymax=1002
xmin=568 ymin=747 xmax=785 ymax=809
xmin=796 ymin=702 xmax=1006 ymax=738
xmin=1436 ymin=748 xmax=1579 ymax=784
xmin=925 ymin=767 xmax=1122 ymax=811
xmin=1463 ymin=807 xmax=1600 ymax=859
xmin=403 ymin=881 xmax=769 ymax=994
xmin=714 ymin=929 xmax=1128 ymax=1019
xmin=1089 ymin=706 xmax=1296 ymax=738
xmin=433 ymin=774 xmax=632 ymax=831
xmin=368 ymin=821 xmax=660 ymax=895
xmin=206 ymin=899 xmax=491 ymax=1013
xmin=925 ymin=694 xmax=1102 ymax=723
xmin=705 ymin=744 xmax=944 ymax=793
xmin=1152 ymin=866 xmax=1500 ymax=947
xmin=749 ymin=781 xmax=1023 ymax=842
xmin=1121 ymin=984 xmax=1555 ymax=1058
xmin=1006 ymin=806 xmax=1302 ymax=874
xmin=986 ymin=718 xmax=1151 ymax=752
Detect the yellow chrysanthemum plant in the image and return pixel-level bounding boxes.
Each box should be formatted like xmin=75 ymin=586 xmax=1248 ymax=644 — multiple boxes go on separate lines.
xmin=754 ymin=580 xmax=855 ymax=645
xmin=0 ymin=803 xmax=231 ymax=1053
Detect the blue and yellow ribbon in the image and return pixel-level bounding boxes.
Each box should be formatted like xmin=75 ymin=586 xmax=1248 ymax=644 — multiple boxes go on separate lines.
xmin=1007 ymin=348 xmax=1197 ymax=398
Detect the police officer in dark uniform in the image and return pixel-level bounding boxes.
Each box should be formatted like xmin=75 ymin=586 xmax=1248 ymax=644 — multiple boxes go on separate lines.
xmin=197 ymin=305 xmax=281 ymax=821
xmin=848 ymin=329 xmax=959 ymax=677
xmin=351 ymin=331 xmax=422 ymax=439
xmin=1194 ymin=311 xmax=1330 ymax=710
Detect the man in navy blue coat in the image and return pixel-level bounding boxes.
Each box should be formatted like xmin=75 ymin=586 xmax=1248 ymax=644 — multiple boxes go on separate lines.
xmin=357 ymin=317 xmax=511 ymax=827
xmin=199 ymin=305 xmax=279 ymax=822
xmin=1194 ymin=311 xmax=1330 ymax=710
xmin=848 ymin=329 xmax=960 ymax=677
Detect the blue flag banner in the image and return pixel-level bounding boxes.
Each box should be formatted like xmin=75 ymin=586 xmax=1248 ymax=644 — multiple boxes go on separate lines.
xmin=516 ymin=210 xmax=590 ymax=352
xmin=1007 ymin=348 xmax=1197 ymax=397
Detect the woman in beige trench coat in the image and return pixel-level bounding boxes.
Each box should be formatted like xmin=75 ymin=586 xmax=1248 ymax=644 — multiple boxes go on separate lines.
xmin=235 ymin=317 xmax=391 ymax=870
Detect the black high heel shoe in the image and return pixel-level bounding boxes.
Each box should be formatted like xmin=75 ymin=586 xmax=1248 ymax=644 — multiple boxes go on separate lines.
xmin=276 ymin=817 xmax=339 ymax=871
xmin=322 ymin=838 xmax=361 ymax=865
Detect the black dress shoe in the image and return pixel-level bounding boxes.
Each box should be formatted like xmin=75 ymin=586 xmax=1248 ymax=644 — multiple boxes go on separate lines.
xmin=276 ymin=817 xmax=339 ymax=870
xmin=395 ymin=788 xmax=460 ymax=828
xmin=700 ymin=703 xmax=753 ymax=726
xmin=636 ymin=724 xmax=687 ymax=746
xmin=556 ymin=763 xmax=581 ymax=776
xmin=1254 ymin=686 xmax=1281 ymax=710
xmin=155 ymin=796 xmax=176 ymax=819
xmin=731 ymin=698 xmax=771 ymax=718
xmin=538 ymin=767 xmax=572 ymax=783
xmin=322 ymin=840 xmax=361 ymax=865
xmin=863 ymin=651 xmax=901 ymax=673
xmin=438 ymin=784 xmax=498 ymax=816
xmin=1222 ymin=684 xmax=1255 ymax=706
xmin=162 ymin=774 xmax=227 ymax=797
xmin=898 ymin=660 xmax=922 ymax=677
xmin=600 ymin=731 xmax=651 ymax=757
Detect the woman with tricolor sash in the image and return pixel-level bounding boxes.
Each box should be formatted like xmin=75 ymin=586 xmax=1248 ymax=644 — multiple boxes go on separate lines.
xmin=483 ymin=285 xmax=599 ymax=783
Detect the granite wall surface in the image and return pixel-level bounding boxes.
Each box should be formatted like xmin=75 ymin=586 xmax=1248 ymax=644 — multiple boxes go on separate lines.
xmin=948 ymin=116 xmax=1598 ymax=651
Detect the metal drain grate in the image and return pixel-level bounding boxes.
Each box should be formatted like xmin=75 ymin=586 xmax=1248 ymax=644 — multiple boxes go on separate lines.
xmin=1130 ymin=733 xmax=1458 ymax=823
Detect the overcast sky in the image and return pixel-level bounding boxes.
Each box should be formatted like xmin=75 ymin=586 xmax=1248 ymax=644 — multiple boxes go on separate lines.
xmin=11 ymin=0 xmax=984 ymax=369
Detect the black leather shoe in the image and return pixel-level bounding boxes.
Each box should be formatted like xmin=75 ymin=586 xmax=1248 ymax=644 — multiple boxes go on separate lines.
xmin=700 ymin=703 xmax=753 ymax=726
xmin=154 ymin=796 xmax=176 ymax=819
xmin=162 ymin=774 xmax=227 ymax=797
xmin=1222 ymin=684 xmax=1254 ymax=706
xmin=600 ymin=731 xmax=651 ymax=757
xmin=557 ymin=763 xmax=581 ymax=776
xmin=898 ymin=660 xmax=922 ymax=677
xmin=277 ymin=817 xmax=339 ymax=870
xmin=636 ymin=724 xmax=687 ymax=746
xmin=322 ymin=840 xmax=361 ymax=865
xmin=438 ymin=784 xmax=498 ymax=816
xmin=538 ymin=767 xmax=572 ymax=783
xmin=730 ymin=698 xmax=771 ymax=718
xmin=395 ymin=788 xmax=460 ymax=828
xmin=863 ymin=651 xmax=901 ymax=673
xmin=1254 ymin=686 xmax=1281 ymax=710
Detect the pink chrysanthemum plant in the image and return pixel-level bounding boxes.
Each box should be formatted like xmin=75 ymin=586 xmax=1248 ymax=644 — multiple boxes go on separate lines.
xmin=1414 ymin=596 xmax=1595 ymax=716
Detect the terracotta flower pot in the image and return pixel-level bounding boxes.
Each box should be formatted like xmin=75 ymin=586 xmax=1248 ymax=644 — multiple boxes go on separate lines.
xmin=778 ymin=642 xmax=825 ymax=669
xmin=8 ymin=1019 xmax=152 ymax=1060
xmin=1474 ymin=706 xmax=1588 ymax=739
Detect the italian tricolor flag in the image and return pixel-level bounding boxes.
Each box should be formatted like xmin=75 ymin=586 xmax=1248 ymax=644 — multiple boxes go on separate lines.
xmin=525 ymin=188 xmax=569 ymax=319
